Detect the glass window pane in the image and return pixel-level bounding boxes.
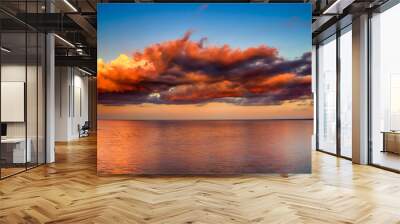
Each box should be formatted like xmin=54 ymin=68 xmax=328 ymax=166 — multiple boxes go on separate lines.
xmin=1 ymin=31 xmax=27 ymax=177
xmin=0 ymin=1 xmax=46 ymax=179
xmin=371 ymin=3 xmax=400 ymax=171
xmin=317 ymin=36 xmax=337 ymax=154
xmin=27 ymin=31 xmax=38 ymax=169
xmin=26 ymin=0 xmax=40 ymax=169
xmin=340 ymin=27 xmax=352 ymax=158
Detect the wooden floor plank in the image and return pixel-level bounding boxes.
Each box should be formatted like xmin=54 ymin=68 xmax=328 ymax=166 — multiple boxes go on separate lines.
xmin=0 ymin=136 xmax=400 ymax=223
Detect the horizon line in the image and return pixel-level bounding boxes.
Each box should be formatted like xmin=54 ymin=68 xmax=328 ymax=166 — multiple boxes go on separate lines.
xmin=98 ymin=118 xmax=314 ymax=121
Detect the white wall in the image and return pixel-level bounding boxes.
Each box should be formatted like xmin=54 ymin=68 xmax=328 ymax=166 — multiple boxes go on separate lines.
xmin=72 ymin=73 xmax=89 ymax=138
xmin=1 ymin=65 xmax=37 ymax=138
xmin=1 ymin=65 xmax=26 ymax=129
xmin=55 ymin=67 xmax=89 ymax=141
xmin=55 ymin=67 xmax=70 ymax=141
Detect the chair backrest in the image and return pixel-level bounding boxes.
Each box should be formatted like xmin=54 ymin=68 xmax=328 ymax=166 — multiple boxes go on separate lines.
xmin=82 ymin=121 xmax=90 ymax=129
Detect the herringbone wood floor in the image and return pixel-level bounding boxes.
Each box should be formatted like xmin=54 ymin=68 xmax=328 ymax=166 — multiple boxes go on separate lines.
xmin=1 ymin=136 xmax=400 ymax=224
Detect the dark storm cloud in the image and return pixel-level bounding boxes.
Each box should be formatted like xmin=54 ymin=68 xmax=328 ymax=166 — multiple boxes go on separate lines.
xmin=98 ymin=32 xmax=311 ymax=106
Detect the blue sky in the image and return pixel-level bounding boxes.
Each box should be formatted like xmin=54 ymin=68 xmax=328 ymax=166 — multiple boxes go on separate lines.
xmin=98 ymin=3 xmax=311 ymax=62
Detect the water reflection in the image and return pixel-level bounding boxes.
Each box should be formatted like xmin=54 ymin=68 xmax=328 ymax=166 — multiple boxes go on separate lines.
xmin=97 ymin=120 xmax=313 ymax=175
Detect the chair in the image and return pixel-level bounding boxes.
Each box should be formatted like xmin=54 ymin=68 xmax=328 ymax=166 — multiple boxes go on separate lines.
xmin=79 ymin=121 xmax=90 ymax=138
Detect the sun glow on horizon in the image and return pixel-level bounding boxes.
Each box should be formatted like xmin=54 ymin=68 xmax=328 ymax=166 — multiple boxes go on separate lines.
xmin=98 ymin=100 xmax=313 ymax=120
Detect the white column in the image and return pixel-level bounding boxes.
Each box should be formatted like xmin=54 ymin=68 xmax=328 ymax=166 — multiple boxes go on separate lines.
xmin=46 ymin=33 xmax=55 ymax=163
xmin=352 ymin=14 xmax=369 ymax=164
xmin=55 ymin=67 xmax=73 ymax=141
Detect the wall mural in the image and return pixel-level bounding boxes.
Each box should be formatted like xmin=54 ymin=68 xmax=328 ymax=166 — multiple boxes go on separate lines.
xmin=97 ymin=3 xmax=312 ymax=175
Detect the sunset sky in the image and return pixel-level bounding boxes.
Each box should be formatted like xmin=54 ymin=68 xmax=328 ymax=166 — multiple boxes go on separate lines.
xmin=97 ymin=3 xmax=312 ymax=120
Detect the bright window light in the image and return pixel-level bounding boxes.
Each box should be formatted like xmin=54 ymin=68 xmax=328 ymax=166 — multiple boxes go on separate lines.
xmin=54 ymin=34 xmax=75 ymax=48
xmin=63 ymin=0 xmax=78 ymax=12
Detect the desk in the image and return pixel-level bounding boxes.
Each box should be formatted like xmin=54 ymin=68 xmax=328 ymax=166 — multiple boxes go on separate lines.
xmin=382 ymin=131 xmax=400 ymax=154
xmin=1 ymin=138 xmax=31 ymax=163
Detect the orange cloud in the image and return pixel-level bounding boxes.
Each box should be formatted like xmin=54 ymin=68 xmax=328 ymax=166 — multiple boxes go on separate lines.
xmin=98 ymin=31 xmax=311 ymax=106
xmin=248 ymin=73 xmax=311 ymax=94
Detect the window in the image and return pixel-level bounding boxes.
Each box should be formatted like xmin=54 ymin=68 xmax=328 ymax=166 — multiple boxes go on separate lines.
xmin=0 ymin=1 xmax=46 ymax=179
xmin=317 ymin=35 xmax=337 ymax=154
xmin=370 ymin=3 xmax=400 ymax=171
xmin=339 ymin=26 xmax=352 ymax=158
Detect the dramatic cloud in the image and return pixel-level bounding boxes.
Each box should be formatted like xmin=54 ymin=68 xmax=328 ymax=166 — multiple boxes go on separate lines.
xmin=98 ymin=31 xmax=311 ymax=106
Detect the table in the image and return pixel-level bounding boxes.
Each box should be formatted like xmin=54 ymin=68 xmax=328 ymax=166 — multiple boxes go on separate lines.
xmin=1 ymin=138 xmax=31 ymax=163
xmin=381 ymin=131 xmax=400 ymax=154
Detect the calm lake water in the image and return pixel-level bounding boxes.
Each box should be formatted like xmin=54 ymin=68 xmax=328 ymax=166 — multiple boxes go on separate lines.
xmin=97 ymin=120 xmax=313 ymax=175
